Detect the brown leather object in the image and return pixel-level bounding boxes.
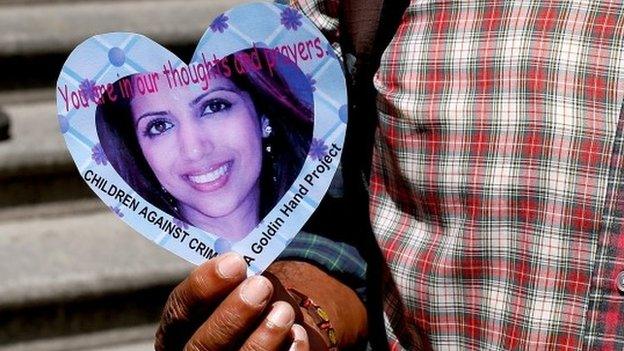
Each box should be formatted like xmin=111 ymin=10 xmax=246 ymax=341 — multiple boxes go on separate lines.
xmin=264 ymin=271 xmax=332 ymax=350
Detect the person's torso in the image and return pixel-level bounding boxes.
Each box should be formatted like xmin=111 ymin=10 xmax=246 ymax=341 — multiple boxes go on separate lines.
xmin=369 ymin=1 xmax=624 ymax=349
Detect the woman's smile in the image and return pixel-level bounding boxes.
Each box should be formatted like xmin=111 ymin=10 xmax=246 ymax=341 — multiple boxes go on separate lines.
xmin=184 ymin=160 xmax=233 ymax=191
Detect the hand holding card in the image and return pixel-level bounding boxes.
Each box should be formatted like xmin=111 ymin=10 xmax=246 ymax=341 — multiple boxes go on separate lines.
xmin=155 ymin=253 xmax=367 ymax=350
xmin=56 ymin=2 xmax=347 ymax=273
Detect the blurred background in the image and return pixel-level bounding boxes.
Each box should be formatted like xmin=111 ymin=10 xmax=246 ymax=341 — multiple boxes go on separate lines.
xmin=0 ymin=0 xmax=245 ymax=349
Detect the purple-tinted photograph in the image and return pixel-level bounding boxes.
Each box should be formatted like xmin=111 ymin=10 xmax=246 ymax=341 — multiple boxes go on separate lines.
xmin=96 ymin=48 xmax=313 ymax=241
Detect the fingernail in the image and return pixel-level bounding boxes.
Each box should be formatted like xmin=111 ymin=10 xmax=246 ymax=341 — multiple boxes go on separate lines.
xmin=267 ymin=302 xmax=295 ymax=329
xmin=240 ymin=276 xmax=272 ymax=306
xmin=291 ymin=324 xmax=306 ymax=340
xmin=216 ymin=253 xmax=246 ymax=279
xmin=289 ymin=324 xmax=307 ymax=351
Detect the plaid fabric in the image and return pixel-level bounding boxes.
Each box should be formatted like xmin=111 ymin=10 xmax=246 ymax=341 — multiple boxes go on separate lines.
xmin=293 ymin=0 xmax=624 ymax=349
xmin=584 ymin=106 xmax=624 ymax=351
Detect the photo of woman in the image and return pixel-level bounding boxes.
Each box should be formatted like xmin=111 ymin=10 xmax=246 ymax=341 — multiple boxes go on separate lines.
xmin=96 ymin=48 xmax=314 ymax=241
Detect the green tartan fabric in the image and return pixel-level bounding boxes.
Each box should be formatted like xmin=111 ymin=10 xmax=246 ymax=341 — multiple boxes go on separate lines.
xmin=292 ymin=0 xmax=624 ymax=349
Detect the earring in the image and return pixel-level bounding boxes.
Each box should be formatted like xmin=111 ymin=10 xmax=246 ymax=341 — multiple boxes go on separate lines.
xmin=261 ymin=115 xmax=272 ymax=138
xmin=260 ymin=118 xmax=278 ymax=185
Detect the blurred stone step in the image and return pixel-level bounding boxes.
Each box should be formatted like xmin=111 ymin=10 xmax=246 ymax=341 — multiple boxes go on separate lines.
xmin=0 ymin=99 xmax=87 ymax=207
xmin=0 ymin=0 xmax=246 ymax=90
xmin=0 ymin=324 xmax=155 ymax=351
xmin=0 ymin=197 xmax=104 ymax=222
xmin=85 ymin=340 xmax=154 ymax=351
xmin=0 ymin=208 xmax=194 ymax=345
xmin=0 ymin=0 xmax=246 ymax=57
xmin=0 ymin=100 xmax=66 ymax=178
xmin=0 ymin=88 xmax=53 ymax=106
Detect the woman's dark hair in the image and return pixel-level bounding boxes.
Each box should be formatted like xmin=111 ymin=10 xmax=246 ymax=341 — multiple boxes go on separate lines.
xmin=96 ymin=48 xmax=313 ymax=223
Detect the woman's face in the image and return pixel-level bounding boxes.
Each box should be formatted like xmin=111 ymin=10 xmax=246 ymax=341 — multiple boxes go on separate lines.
xmin=130 ymin=77 xmax=263 ymax=236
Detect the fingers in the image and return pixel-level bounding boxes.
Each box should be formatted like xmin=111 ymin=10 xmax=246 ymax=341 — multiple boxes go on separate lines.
xmin=157 ymin=254 xmax=311 ymax=351
xmin=155 ymin=252 xmax=247 ymax=351
xmin=288 ymin=324 xmax=310 ymax=351
xmin=184 ymin=275 xmax=274 ymax=351
xmin=238 ymin=301 xmax=296 ymax=351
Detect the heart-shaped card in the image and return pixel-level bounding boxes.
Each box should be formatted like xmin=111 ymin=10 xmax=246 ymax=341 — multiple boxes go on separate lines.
xmin=56 ymin=2 xmax=347 ymax=273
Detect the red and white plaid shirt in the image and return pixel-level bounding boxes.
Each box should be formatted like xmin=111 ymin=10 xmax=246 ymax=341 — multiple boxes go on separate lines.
xmin=295 ymin=0 xmax=624 ymax=349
